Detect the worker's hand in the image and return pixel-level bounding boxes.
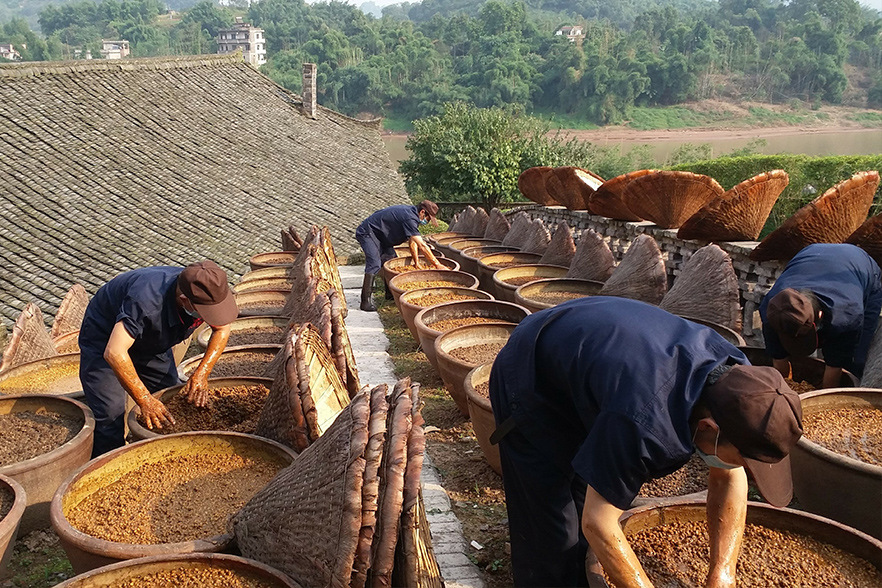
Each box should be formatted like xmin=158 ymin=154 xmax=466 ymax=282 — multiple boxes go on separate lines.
xmin=182 ymin=374 xmax=210 ymax=408
xmin=138 ymin=395 xmax=175 ymax=430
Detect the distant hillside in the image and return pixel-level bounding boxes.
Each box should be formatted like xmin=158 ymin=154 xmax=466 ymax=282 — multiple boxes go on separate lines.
xmin=0 ymin=0 xmax=203 ymax=28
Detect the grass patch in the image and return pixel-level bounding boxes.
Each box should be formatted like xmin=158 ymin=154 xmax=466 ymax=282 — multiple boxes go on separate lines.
xmin=528 ymin=108 xmax=601 ymax=130
xmin=4 ymin=530 xmax=75 ymax=588
xmin=745 ymin=106 xmax=807 ymax=126
xmin=381 ymin=116 xmax=414 ymax=133
xmin=847 ymin=112 xmax=882 ymax=127
xmin=626 ymin=106 xmax=718 ymax=130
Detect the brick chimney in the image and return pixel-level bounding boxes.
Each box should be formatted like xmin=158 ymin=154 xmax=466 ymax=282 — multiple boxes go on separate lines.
xmin=302 ymin=63 xmax=317 ymax=119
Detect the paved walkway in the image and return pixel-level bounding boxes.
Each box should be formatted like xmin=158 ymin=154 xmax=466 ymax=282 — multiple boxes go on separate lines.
xmin=339 ymin=265 xmax=484 ymax=588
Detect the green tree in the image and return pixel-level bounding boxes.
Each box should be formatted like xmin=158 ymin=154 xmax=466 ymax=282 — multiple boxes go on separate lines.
xmin=400 ymin=102 xmax=599 ymax=207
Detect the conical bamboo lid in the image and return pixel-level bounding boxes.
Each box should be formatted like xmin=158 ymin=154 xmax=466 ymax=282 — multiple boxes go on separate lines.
xmin=599 ymin=235 xmax=667 ymax=304
xmin=677 ymin=170 xmax=789 ymax=241
xmin=750 ymin=171 xmax=879 ymax=262
xmin=660 ymin=244 xmax=742 ymax=331
xmin=518 ymin=166 xmax=559 ymax=206
xmin=540 ymin=222 xmax=576 ymax=267
xmin=588 ymin=170 xmax=655 ymax=221
xmin=566 ymin=230 xmax=615 ymax=282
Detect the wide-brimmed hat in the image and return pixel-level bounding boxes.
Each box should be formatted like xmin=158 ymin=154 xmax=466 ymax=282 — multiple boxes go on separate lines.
xmin=767 ymin=288 xmax=818 ymax=357
xmin=704 ymin=365 xmax=804 ymax=507
xmin=178 ymin=260 xmax=238 ymax=327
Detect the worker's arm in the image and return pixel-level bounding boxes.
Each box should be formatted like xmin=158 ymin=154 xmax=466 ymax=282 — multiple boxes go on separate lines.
xmin=104 ymin=321 xmax=174 ymax=430
xmin=704 ymin=465 xmax=747 ymax=588
xmin=771 ymin=358 xmax=791 ymax=379
xmin=409 ymin=234 xmax=444 ymax=269
xmin=821 ymin=365 xmax=842 ymax=389
xmin=581 ymin=485 xmax=655 ymax=588
xmin=181 ymin=323 xmax=231 ymax=407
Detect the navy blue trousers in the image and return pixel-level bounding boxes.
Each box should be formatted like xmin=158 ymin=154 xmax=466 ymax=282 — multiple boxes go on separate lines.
xmin=497 ymin=425 xmax=590 ymax=587
xmin=355 ymin=227 xmax=396 ymax=275
xmin=79 ymin=349 xmax=180 ymax=457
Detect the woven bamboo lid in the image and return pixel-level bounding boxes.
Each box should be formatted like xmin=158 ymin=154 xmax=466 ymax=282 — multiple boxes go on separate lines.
xmin=588 ymin=170 xmax=655 ymax=221
xmin=750 ymin=171 xmax=880 ymax=262
xmin=501 ymin=212 xmax=533 ymax=249
xmin=454 ymin=207 xmax=478 ymax=236
xmin=294 ymin=324 xmax=351 ymax=443
xmin=518 ymin=166 xmax=560 ymax=206
xmin=233 ymin=390 xmax=370 ymax=588
xmin=659 ymin=244 xmax=742 ymax=331
xmin=599 ymin=235 xmax=667 ymax=304
xmin=255 ymin=334 xmax=310 ymax=452
xmin=0 ymin=302 xmax=57 ymax=373
xmin=471 ymin=207 xmax=490 ymax=237
xmin=540 ymin=222 xmax=576 ymax=267
xmin=622 ymin=171 xmax=724 ymax=229
xmin=544 ymin=167 xmax=604 ymax=211
xmin=846 ymin=212 xmax=882 ymax=269
xmin=678 ymin=170 xmax=789 ymax=242
xmin=566 ymin=230 xmax=615 ymax=282
xmin=369 ymin=380 xmax=414 ymax=587
xmin=281 ymin=224 xmax=303 ymax=252
xmin=519 ymin=218 xmax=552 ymax=255
xmin=351 ymin=384 xmax=389 ymax=588
xmin=50 ymin=284 xmax=89 ymax=340
xmin=316 ymin=226 xmax=347 ymax=317
xmin=483 ymin=208 xmax=512 ymax=241
xmin=330 ymin=289 xmax=360 ymax=398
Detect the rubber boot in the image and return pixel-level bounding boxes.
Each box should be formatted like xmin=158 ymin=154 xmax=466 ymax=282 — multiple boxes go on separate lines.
xmin=383 ymin=276 xmax=394 ymax=300
xmin=360 ymin=273 xmax=377 ymax=312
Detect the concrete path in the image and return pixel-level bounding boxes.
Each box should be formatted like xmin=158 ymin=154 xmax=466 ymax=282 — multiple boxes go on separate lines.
xmin=339 ymin=265 xmax=484 ymax=588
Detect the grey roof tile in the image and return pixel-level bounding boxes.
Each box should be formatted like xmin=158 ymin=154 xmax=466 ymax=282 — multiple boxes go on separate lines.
xmin=0 ymin=54 xmax=408 ymax=328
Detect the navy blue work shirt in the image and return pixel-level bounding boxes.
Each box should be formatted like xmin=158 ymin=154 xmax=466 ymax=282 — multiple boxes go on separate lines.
xmin=78 ymin=267 xmax=202 ymax=361
xmin=489 ymin=297 xmax=747 ymax=510
xmin=356 ymin=205 xmax=421 ymax=248
xmin=759 ymin=244 xmax=882 ymax=368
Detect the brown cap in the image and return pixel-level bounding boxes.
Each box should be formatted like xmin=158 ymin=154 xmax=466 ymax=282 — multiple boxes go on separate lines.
xmin=704 ymin=365 xmax=804 ymax=507
xmin=419 ymin=200 xmax=439 ymax=227
xmin=766 ymin=288 xmax=818 ymax=357
xmin=178 ymin=261 xmax=238 ymax=327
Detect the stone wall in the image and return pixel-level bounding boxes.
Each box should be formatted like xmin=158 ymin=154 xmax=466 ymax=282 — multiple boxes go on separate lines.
xmin=505 ymin=205 xmax=789 ymax=346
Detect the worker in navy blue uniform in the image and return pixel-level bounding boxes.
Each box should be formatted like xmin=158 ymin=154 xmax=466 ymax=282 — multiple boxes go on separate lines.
xmin=78 ymin=261 xmax=238 ymax=457
xmin=489 ymin=297 xmax=803 ymax=588
xmin=355 ymin=200 xmax=445 ymax=311
xmin=760 ymin=243 xmax=882 ymax=388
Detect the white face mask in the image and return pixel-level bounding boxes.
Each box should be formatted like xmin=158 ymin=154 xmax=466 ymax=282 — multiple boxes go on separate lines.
xmin=694 ymin=428 xmax=740 ymax=470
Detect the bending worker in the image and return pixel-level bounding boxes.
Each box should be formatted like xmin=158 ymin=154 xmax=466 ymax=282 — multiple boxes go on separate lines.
xmin=355 ymin=200 xmax=445 ymax=311
xmin=78 ymin=261 xmax=238 ymax=457
xmin=760 ymin=243 xmax=882 ymax=387
xmin=489 ymin=297 xmax=803 ymax=587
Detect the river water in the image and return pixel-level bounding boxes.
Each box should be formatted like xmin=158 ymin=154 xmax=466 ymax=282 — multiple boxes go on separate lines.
xmin=382 ymin=128 xmax=881 ymax=165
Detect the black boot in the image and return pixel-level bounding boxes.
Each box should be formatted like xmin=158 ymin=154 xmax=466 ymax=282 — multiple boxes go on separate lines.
xmin=383 ymin=276 xmax=394 ymax=300
xmin=360 ymin=273 xmax=377 ymax=312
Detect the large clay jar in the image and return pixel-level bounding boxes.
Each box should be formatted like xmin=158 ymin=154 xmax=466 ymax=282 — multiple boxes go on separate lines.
xmin=458 ymin=245 xmax=520 ymax=278
xmin=476 ymin=252 xmax=543 ymax=293
xmin=195 ymin=316 xmax=289 ymax=349
xmin=791 ymin=388 xmax=882 ymax=540
xmin=399 ymin=287 xmax=494 ymax=343
xmin=434 ymin=323 xmax=515 ymax=416
xmin=388 ymin=269 xmax=479 ymax=309
xmin=0 ymin=354 xmax=84 ymax=399
xmin=177 ymin=344 xmax=281 ymax=380
xmin=585 ymin=500 xmax=882 ymax=587
xmin=382 ymin=256 xmax=460 ymax=289
xmin=248 ymin=251 xmax=297 ymax=271
xmin=492 ymin=264 xmax=569 ymax=302
xmin=514 ymin=278 xmax=604 ymax=314
xmin=464 ymin=363 xmax=501 ymax=475
xmin=126 ymin=377 xmax=274 ymax=442
xmin=414 ymin=300 xmax=529 ymax=370
xmin=737 ymin=346 xmax=859 ymax=388
xmin=52 ymin=553 xmax=302 ymax=588
xmin=0 ymin=395 xmax=94 ymax=535
xmin=51 ymin=432 xmax=298 ymax=574
xmin=0 ymin=473 xmax=26 ymax=578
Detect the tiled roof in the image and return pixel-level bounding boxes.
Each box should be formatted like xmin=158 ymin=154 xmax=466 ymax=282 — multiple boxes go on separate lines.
xmin=0 ymin=54 xmax=409 ymax=328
